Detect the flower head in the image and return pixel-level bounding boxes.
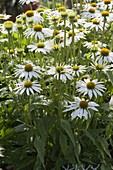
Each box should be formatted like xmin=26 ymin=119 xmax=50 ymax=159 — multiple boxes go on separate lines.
xmin=14 ymin=61 xmax=42 ymax=80
xmin=0 ymin=14 xmax=11 ymax=20
xmin=63 ymin=97 xmax=99 ymax=120
xmin=4 ymin=20 xmax=14 ymax=30
xmin=47 ymin=65 xmax=73 ymax=83
xmin=69 ymin=65 xmax=86 ymax=77
xmin=27 ymin=40 xmax=53 ymax=54
xmin=76 ymin=78 xmax=106 ymax=99
xmin=99 ymin=48 xmax=113 ymax=62
xmin=26 ymin=10 xmax=34 ymax=17
xmin=15 ymin=80 xmax=42 ymax=95
xmin=24 ymin=24 xmax=53 ymax=40
xmin=91 ymin=58 xmax=111 ymax=73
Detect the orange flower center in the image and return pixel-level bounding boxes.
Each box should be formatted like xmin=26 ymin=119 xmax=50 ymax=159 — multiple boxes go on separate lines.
xmin=33 ymin=24 xmax=43 ymax=31
xmin=90 ymin=2 xmax=97 ymax=7
xmin=92 ymin=19 xmax=100 ymax=25
xmin=68 ymin=30 xmax=76 ymax=36
xmin=53 ymin=29 xmax=60 ymax=36
xmin=100 ymin=48 xmax=110 ymax=56
xmin=89 ymin=8 xmax=95 ymax=13
xmin=104 ymin=0 xmax=111 ymax=4
xmin=101 ymin=11 xmax=109 ymax=16
xmin=57 ymin=6 xmax=66 ymax=12
xmin=36 ymin=8 xmax=44 ymax=13
xmin=26 ymin=10 xmax=34 ymax=17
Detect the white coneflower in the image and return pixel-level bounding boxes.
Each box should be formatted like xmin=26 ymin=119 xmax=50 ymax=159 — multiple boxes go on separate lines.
xmin=76 ymin=78 xmax=106 ymax=99
xmin=27 ymin=40 xmax=53 ymax=54
xmin=69 ymin=65 xmax=86 ymax=77
xmin=24 ymin=24 xmax=53 ymax=40
xmin=97 ymin=0 xmax=113 ymax=11
xmin=90 ymin=58 xmax=111 ymax=73
xmin=99 ymin=48 xmax=113 ymax=63
xmin=2 ymin=21 xmax=14 ymax=33
xmin=0 ymin=14 xmax=11 ymax=20
xmin=25 ymin=10 xmax=44 ymax=24
xmin=81 ymin=7 xmax=98 ymax=19
xmin=84 ymin=40 xmax=107 ymax=49
xmin=67 ymin=29 xmax=86 ymax=44
xmin=15 ymin=80 xmax=42 ymax=95
xmin=47 ymin=65 xmax=73 ymax=83
xmin=63 ymin=97 xmax=99 ymax=120
xmin=84 ymin=18 xmax=108 ymax=31
xmin=14 ymin=61 xmax=42 ymax=80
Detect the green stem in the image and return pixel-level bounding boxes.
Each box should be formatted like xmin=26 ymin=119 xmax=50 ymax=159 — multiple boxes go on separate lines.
xmin=63 ymin=0 xmax=66 ymax=7
xmin=63 ymin=18 xmax=67 ymax=63
xmin=71 ymin=0 xmax=74 ymax=8
xmin=52 ymin=0 xmax=55 ymax=9
xmin=102 ymin=17 xmax=106 ymax=44
xmin=28 ymin=96 xmax=32 ymax=125
xmin=29 ymin=3 xmax=33 ymax=10
xmin=47 ymin=0 xmax=50 ymax=8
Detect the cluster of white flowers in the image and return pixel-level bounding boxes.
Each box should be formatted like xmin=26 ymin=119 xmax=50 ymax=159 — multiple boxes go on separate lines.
xmin=14 ymin=61 xmax=42 ymax=95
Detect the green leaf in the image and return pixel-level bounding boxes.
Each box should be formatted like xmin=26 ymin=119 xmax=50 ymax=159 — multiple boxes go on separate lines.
xmin=33 ymin=156 xmax=42 ymax=170
xmin=61 ymin=119 xmax=75 ymax=147
xmin=14 ymin=124 xmax=27 ymax=133
xmin=59 ymin=132 xmax=67 ymax=155
xmin=100 ymin=164 xmax=112 ymax=170
xmin=107 ymin=71 xmax=113 ymax=85
xmin=34 ymin=136 xmax=45 ymax=169
xmin=74 ymin=142 xmax=81 ymax=164
xmin=84 ymin=130 xmax=96 ymax=144
xmin=81 ymin=158 xmax=95 ymax=164
xmin=37 ymin=119 xmax=47 ymax=141
xmin=83 ymin=130 xmax=105 ymax=159
xmin=98 ymin=137 xmax=111 ymax=158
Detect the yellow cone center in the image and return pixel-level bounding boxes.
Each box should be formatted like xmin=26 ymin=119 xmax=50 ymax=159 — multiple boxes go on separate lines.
xmin=104 ymin=0 xmax=111 ymax=4
xmin=26 ymin=10 xmax=34 ymax=17
xmin=92 ymin=19 xmax=100 ymax=25
xmin=57 ymin=6 xmax=66 ymax=12
xmin=101 ymin=11 xmax=109 ymax=16
xmin=96 ymin=64 xmax=104 ymax=70
xmin=24 ymin=81 xmax=32 ymax=87
xmin=100 ymin=48 xmax=110 ymax=56
xmin=4 ymin=20 xmax=13 ymax=29
xmin=90 ymin=2 xmax=97 ymax=7
xmin=89 ymin=8 xmax=95 ymax=13
xmin=68 ymin=30 xmax=76 ymax=36
xmin=33 ymin=24 xmax=43 ymax=31
xmin=37 ymin=42 xmax=45 ymax=48
xmin=73 ymin=66 xmax=79 ymax=71
xmin=56 ymin=66 xmax=64 ymax=72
